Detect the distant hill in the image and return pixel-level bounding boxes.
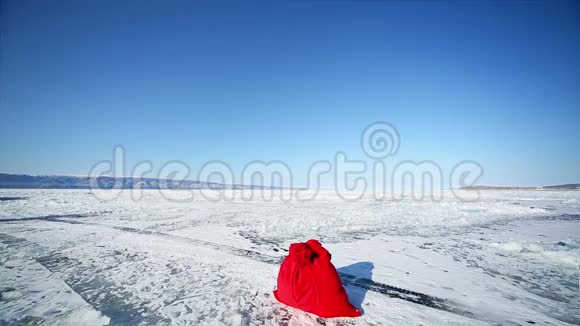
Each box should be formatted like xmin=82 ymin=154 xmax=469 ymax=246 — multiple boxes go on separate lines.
xmin=0 ymin=173 xmax=275 ymax=190
xmin=461 ymin=184 xmax=580 ymax=190
xmin=542 ymin=184 xmax=580 ymax=190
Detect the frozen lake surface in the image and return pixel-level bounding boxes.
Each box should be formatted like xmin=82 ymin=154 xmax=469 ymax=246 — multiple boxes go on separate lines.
xmin=1 ymin=189 xmax=578 ymax=325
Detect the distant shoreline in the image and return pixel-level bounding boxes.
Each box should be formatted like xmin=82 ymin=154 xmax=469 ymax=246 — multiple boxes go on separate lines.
xmin=461 ymin=184 xmax=580 ymax=191
xmin=0 ymin=173 xmax=287 ymax=190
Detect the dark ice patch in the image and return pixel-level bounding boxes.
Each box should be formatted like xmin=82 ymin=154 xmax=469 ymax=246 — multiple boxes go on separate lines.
xmin=0 ymin=197 xmax=27 ymax=201
xmin=0 ymin=211 xmax=111 ymax=222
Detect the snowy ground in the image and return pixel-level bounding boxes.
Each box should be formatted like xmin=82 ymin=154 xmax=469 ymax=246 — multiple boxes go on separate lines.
xmin=0 ymin=189 xmax=578 ymax=325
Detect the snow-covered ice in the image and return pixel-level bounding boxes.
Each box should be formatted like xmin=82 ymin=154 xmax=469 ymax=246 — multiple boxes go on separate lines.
xmin=1 ymin=189 xmax=578 ymax=325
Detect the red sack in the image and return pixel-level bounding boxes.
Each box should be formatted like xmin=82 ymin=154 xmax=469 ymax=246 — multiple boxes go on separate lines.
xmin=273 ymin=239 xmax=361 ymax=318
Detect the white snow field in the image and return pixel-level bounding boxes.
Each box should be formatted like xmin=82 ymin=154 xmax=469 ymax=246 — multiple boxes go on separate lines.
xmin=1 ymin=189 xmax=578 ymax=325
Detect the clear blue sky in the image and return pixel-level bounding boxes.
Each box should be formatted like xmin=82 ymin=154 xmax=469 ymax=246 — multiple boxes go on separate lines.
xmin=1 ymin=0 xmax=579 ymax=186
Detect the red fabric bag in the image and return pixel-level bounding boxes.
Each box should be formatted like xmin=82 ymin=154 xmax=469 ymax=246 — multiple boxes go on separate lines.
xmin=273 ymin=239 xmax=361 ymax=318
